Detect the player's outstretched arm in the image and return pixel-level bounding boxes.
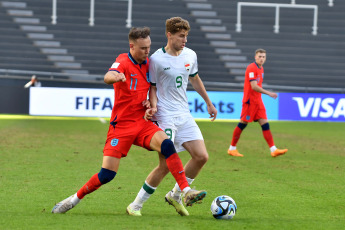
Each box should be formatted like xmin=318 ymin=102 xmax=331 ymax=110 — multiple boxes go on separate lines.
xmin=250 ymin=81 xmax=277 ymax=99
xmin=104 ymin=71 xmax=126 ymax=85
xmin=189 ymin=74 xmax=217 ymax=121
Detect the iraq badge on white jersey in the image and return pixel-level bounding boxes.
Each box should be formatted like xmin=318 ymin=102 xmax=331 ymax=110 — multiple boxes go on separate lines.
xmin=184 ymin=61 xmax=190 ymax=71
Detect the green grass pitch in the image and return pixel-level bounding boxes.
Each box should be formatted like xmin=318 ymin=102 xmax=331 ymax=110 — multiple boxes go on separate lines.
xmin=0 ymin=115 xmax=344 ymax=229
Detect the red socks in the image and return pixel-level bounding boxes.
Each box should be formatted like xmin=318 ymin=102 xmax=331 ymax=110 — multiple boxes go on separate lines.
xmin=166 ymin=153 xmax=189 ymax=191
xmin=76 ymin=173 xmax=102 ymax=199
xmin=262 ymin=130 xmax=274 ymax=147
xmin=231 ymin=126 xmax=243 ymax=146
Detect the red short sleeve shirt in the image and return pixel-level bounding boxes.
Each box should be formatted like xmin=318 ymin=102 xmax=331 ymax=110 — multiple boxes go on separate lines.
xmin=242 ymin=62 xmax=264 ymax=106
xmin=108 ymin=52 xmax=150 ymax=122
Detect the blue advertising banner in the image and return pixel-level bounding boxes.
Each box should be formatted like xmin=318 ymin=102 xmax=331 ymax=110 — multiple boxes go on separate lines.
xmin=188 ymin=91 xmax=278 ymax=120
xmin=278 ymin=93 xmax=345 ymax=122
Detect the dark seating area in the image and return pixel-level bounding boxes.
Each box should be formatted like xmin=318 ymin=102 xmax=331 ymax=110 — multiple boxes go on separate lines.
xmin=0 ymin=0 xmax=344 ymax=92
xmin=209 ymin=0 xmax=345 ymax=90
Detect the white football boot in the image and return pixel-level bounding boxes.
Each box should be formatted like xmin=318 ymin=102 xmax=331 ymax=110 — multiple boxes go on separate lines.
xmin=51 ymin=194 xmax=79 ymax=214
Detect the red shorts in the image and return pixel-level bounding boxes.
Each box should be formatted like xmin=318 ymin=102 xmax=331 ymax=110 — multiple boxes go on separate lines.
xmin=240 ymin=102 xmax=267 ymax=122
xmin=103 ymin=118 xmax=162 ymax=158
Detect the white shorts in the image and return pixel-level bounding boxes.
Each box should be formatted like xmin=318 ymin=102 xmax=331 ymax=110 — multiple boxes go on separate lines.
xmin=154 ymin=113 xmax=203 ymax=153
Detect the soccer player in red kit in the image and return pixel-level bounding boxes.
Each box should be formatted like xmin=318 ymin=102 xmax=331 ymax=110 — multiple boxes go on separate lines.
xmin=51 ymin=27 xmax=206 ymax=215
xmin=227 ymin=48 xmax=288 ymax=157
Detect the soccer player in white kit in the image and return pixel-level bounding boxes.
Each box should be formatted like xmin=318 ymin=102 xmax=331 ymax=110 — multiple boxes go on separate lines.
xmin=127 ymin=17 xmax=218 ymax=216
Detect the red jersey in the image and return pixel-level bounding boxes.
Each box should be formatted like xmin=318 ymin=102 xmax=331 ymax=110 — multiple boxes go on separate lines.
xmin=242 ymin=62 xmax=264 ymax=106
xmin=108 ymin=52 xmax=150 ymax=122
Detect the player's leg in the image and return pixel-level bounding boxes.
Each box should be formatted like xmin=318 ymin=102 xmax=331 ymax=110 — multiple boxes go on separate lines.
xmin=150 ymin=131 xmax=190 ymax=192
xmin=228 ymin=103 xmax=251 ymax=157
xmin=150 ymin=131 xmax=207 ymax=207
xmin=52 ymin=156 xmax=119 ymax=214
xmin=163 ymin=139 xmax=208 ymax=216
xmin=127 ymin=122 xmax=174 ymax=216
xmin=128 ymin=122 xmax=206 ymax=216
xmin=168 ymin=117 xmax=207 ymax=202
xmin=228 ymin=121 xmax=247 ymax=157
xmin=127 ymin=152 xmax=169 ymax=216
xmin=258 ymin=118 xmax=288 ymax=157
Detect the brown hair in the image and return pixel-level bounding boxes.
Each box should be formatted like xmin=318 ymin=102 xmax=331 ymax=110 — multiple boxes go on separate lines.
xmin=165 ymin=17 xmax=190 ymax=35
xmin=128 ymin=27 xmax=151 ymax=42
xmin=255 ymin=48 xmax=266 ymax=55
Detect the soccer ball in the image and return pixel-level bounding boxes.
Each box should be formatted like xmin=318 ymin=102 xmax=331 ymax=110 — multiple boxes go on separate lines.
xmin=210 ymin=195 xmax=237 ymax=219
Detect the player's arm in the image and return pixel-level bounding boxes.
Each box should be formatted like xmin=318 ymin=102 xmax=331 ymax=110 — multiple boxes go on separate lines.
xmin=144 ymin=85 xmax=158 ymax=121
xmin=189 ymin=74 xmax=217 ymax=121
xmin=24 ymin=81 xmax=33 ymax=88
xmin=149 ymin=85 xmax=158 ymax=111
xmin=250 ymin=80 xmax=277 ymax=99
xmin=104 ymin=71 xmax=126 ymax=84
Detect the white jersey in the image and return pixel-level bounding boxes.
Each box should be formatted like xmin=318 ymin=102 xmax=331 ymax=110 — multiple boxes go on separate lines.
xmin=149 ymin=47 xmax=198 ymax=119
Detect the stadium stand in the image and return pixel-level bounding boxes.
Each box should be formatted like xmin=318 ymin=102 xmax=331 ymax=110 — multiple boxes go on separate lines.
xmin=0 ymin=0 xmax=344 ymax=92
xmin=189 ymin=0 xmax=345 ymax=91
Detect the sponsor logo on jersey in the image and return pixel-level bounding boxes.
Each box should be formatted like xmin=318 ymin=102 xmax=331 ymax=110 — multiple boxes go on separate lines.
xmin=111 ymin=62 xmax=120 ymax=68
xmin=111 ymin=138 xmax=119 ymax=146
xmin=130 ymin=74 xmax=137 ymax=76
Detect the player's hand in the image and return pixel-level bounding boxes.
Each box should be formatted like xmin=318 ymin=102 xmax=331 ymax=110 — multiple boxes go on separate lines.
xmin=269 ymin=92 xmax=278 ymax=99
xmin=142 ymin=100 xmax=151 ymax=109
xmin=207 ymin=104 xmax=217 ymax=121
xmin=144 ymin=108 xmax=157 ymax=121
xmin=115 ymin=72 xmax=126 ymax=82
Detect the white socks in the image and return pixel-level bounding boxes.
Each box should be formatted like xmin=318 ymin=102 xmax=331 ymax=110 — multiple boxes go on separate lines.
xmin=132 ymin=177 xmax=195 ymax=207
xmin=71 ymin=193 xmax=81 ymax=206
xmin=132 ymin=181 xmax=157 ymax=207
xmin=229 ymin=145 xmax=236 ymax=150
xmin=270 ymin=146 xmax=277 ymax=152
xmin=173 ymin=177 xmax=194 ymax=196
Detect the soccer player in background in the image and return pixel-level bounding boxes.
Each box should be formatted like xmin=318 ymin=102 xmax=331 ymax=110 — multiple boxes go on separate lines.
xmin=51 ymin=27 xmax=207 ymax=214
xmin=127 ymin=17 xmax=217 ymax=216
xmin=227 ymin=49 xmax=288 ymax=157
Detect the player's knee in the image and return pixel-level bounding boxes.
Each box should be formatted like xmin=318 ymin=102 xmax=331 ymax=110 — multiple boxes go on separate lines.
xmin=98 ymin=168 xmax=116 ymax=184
xmin=193 ymin=152 xmax=209 ymax=165
xmin=161 ymin=139 xmax=176 ymax=159
xmin=238 ymin=122 xmax=247 ymax=130
xmin=261 ymin=123 xmax=270 ymax=131
xmin=201 ymin=152 xmax=209 ymax=164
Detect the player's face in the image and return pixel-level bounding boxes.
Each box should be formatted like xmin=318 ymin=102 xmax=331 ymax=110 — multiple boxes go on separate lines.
xmin=130 ymin=36 xmax=151 ymax=64
xmin=255 ymin=52 xmax=266 ymax=67
xmin=169 ymin=30 xmax=188 ymax=51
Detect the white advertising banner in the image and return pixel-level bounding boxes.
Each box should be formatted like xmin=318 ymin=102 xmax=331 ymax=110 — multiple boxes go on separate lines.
xmin=29 ymin=87 xmax=279 ymax=120
xmin=29 ymin=87 xmax=114 ymax=117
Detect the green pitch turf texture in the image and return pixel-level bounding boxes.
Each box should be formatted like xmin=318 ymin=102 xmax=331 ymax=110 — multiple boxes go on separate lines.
xmin=0 ymin=115 xmax=344 ymax=230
